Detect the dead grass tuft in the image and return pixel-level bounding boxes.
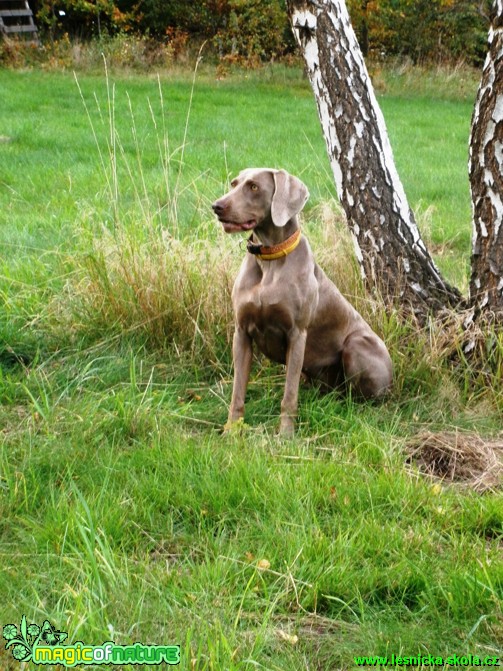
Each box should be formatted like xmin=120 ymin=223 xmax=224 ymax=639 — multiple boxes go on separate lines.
xmin=405 ymin=430 xmax=503 ymax=492
xmin=69 ymin=226 xmax=239 ymax=365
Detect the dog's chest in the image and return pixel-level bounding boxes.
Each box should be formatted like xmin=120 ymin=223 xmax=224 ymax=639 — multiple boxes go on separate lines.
xmin=236 ymin=279 xmax=295 ymax=331
xmin=233 ymin=274 xmax=306 ymax=363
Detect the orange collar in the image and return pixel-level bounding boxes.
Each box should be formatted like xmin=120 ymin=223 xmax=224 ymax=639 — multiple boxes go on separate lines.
xmin=247 ymin=229 xmax=301 ymax=260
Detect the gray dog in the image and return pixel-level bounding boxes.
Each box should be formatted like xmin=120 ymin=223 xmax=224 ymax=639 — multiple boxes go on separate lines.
xmin=212 ymin=168 xmax=392 ymax=435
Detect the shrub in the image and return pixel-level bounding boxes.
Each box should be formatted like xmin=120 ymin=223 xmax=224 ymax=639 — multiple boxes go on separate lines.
xmin=347 ymin=0 xmax=490 ymax=65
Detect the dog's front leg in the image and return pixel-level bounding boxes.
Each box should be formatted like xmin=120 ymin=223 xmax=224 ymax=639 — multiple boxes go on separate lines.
xmin=280 ymin=328 xmax=307 ymax=436
xmin=226 ymin=326 xmax=253 ymax=429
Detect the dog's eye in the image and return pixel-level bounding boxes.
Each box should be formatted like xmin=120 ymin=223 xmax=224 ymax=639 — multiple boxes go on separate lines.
xmin=249 ymin=183 xmax=259 ymax=192
xmin=230 ymin=180 xmax=238 ymax=188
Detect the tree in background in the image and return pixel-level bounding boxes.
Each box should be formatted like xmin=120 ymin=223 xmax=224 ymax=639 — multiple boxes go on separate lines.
xmin=31 ymin=0 xmax=490 ymax=65
xmin=213 ymin=0 xmax=292 ymax=63
xmin=347 ymin=0 xmax=491 ymax=64
xmin=33 ymin=0 xmax=133 ymax=40
xmin=469 ymin=0 xmax=503 ymax=313
xmin=287 ymin=0 xmax=503 ymax=319
xmin=32 ymin=0 xmax=294 ymax=62
xmin=146 ymin=0 xmax=293 ymax=63
xmin=286 ymin=0 xmax=462 ymax=319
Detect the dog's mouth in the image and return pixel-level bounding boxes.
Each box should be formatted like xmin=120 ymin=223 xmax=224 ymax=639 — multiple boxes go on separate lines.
xmin=219 ymin=219 xmax=257 ymax=233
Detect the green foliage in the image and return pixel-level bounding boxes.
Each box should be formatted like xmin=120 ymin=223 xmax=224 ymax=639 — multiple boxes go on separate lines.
xmin=213 ymin=0 xmax=293 ymax=64
xmin=29 ymin=0 xmax=293 ymax=64
xmin=28 ymin=0 xmax=491 ymax=66
xmin=119 ymin=0 xmax=293 ymax=63
xmin=35 ymin=0 xmax=134 ymax=40
xmin=348 ymin=0 xmax=491 ymax=65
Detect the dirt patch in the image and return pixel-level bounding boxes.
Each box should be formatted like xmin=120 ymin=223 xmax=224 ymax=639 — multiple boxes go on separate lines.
xmin=405 ymin=430 xmax=503 ymax=492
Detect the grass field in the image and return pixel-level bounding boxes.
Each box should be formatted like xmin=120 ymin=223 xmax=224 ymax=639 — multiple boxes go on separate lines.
xmin=0 ymin=63 xmax=502 ymax=670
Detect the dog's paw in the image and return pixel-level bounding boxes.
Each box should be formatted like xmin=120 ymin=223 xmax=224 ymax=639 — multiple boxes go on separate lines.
xmin=279 ymin=417 xmax=295 ymax=438
xmin=223 ymin=417 xmax=250 ymax=436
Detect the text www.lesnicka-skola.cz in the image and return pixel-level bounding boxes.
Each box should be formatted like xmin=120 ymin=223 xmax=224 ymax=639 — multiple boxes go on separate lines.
xmin=354 ymin=654 xmax=500 ymax=667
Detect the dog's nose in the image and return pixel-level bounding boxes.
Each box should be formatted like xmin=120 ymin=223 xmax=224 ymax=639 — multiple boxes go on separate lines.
xmin=212 ymin=200 xmax=226 ymax=216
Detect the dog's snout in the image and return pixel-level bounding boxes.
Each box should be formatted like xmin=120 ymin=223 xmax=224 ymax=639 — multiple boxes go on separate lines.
xmin=212 ymin=200 xmax=226 ymax=216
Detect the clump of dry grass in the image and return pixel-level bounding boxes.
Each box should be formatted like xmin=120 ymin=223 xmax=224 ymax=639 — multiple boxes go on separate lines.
xmin=304 ymin=199 xmax=391 ymax=332
xmin=405 ymin=430 xmax=503 ymax=492
xmin=70 ymin=226 xmax=238 ymax=366
xmin=421 ymin=308 xmax=503 ymax=396
xmin=306 ymin=199 xmax=364 ymax=302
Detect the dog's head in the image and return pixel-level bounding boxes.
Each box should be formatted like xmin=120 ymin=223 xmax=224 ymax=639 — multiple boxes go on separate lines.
xmin=212 ymin=168 xmax=309 ymax=233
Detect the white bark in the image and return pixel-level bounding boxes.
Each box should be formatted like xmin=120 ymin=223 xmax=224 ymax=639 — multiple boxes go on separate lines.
xmin=290 ymin=4 xmax=416 ymax=242
xmin=287 ymin=0 xmax=461 ymax=315
xmin=469 ymin=0 xmax=503 ymax=312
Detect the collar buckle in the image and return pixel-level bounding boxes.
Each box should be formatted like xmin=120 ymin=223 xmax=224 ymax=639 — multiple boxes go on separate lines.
xmin=246 ymin=237 xmax=263 ymax=255
xmin=246 ymin=229 xmax=302 ymax=261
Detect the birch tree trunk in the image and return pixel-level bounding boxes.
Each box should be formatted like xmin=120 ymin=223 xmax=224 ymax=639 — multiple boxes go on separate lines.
xmin=469 ymin=0 xmax=503 ymax=314
xmin=286 ymin=0 xmax=462 ymax=319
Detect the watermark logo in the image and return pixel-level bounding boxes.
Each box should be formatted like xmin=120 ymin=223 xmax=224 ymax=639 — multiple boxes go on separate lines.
xmin=3 ymin=617 xmax=180 ymax=667
xmin=3 ymin=617 xmax=67 ymax=663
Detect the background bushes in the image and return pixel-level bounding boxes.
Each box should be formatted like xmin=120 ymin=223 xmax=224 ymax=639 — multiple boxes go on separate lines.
xmin=26 ymin=0 xmax=491 ymax=66
xmin=347 ymin=0 xmax=491 ymax=65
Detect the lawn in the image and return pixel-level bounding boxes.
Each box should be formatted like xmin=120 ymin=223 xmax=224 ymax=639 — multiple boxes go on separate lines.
xmin=0 ymin=63 xmax=501 ymax=670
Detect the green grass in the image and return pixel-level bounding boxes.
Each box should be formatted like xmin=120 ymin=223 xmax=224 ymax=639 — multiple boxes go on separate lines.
xmin=0 ymin=63 xmax=502 ymax=670
xmin=0 ymin=65 xmax=474 ymax=282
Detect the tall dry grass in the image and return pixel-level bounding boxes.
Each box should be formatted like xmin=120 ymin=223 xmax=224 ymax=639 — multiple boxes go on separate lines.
xmin=74 ymin=227 xmax=237 ymax=365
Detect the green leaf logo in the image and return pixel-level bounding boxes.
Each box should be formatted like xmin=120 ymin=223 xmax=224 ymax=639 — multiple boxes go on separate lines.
xmin=3 ymin=617 xmax=68 ymax=663
xmin=40 ymin=620 xmax=67 ymax=645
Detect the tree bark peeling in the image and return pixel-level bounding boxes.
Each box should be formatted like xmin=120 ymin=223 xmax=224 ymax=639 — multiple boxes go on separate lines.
xmin=287 ymin=0 xmax=462 ymax=318
xmin=469 ymin=2 xmax=503 ymax=312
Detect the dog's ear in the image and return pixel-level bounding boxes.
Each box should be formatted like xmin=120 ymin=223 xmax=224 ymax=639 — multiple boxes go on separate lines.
xmin=271 ymin=170 xmax=310 ymax=227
